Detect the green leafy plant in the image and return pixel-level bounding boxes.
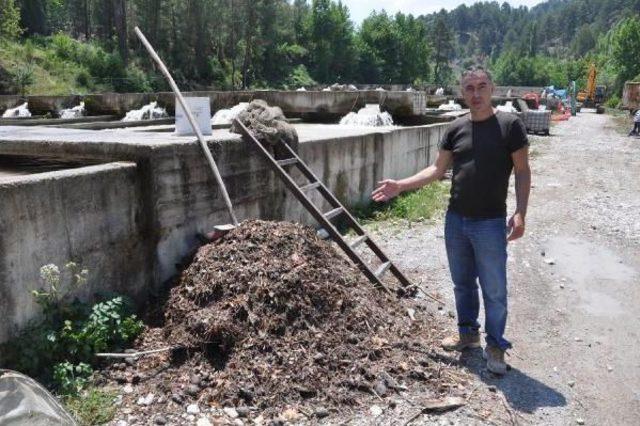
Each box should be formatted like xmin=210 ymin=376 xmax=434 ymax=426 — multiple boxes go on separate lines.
xmin=53 ymin=362 xmax=93 ymax=396
xmin=2 ymin=262 xmax=144 ymax=397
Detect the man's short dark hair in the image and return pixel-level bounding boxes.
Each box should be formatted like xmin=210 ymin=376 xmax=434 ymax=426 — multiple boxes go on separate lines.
xmin=460 ymin=66 xmax=493 ymax=84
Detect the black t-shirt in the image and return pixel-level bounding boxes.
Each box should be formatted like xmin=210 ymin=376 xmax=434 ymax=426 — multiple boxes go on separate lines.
xmin=438 ymin=111 xmax=528 ymax=218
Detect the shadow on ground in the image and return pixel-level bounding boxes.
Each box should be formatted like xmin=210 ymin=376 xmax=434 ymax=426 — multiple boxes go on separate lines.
xmin=460 ymin=348 xmax=567 ymax=413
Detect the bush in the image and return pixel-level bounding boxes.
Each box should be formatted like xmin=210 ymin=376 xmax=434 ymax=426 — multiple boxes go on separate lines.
xmin=286 ymin=64 xmax=317 ymax=88
xmin=113 ymin=64 xmax=153 ymax=93
xmin=2 ymin=262 xmax=144 ymax=396
xmin=11 ymin=64 xmax=35 ymax=96
xmin=606 ymin=94 xmax=621 ymax=108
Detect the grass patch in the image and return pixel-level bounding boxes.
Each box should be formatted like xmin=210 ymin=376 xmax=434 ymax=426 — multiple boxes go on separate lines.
xmin=64 ymin=387 xmax=117 ymax=426
xmin=355 ymin=180 xmax=450 ymax=223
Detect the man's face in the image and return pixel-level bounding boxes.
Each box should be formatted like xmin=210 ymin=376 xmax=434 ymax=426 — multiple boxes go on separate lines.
xmin=461 ymin=72 xmax=494 ymax=113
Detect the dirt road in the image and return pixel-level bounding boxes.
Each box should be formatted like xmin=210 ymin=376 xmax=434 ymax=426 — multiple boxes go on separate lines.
xmin=367 ymin=111 xmax=640 ymax=425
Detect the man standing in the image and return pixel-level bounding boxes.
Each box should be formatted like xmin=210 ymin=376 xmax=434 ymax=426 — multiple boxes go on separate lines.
xmin=372 ymin=67 xmax=531 ymax=374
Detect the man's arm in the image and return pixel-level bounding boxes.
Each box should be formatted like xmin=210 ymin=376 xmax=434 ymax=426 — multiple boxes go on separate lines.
xmin=371 ymin=149 xmax=452 ymax=202
xmin=508 ymin=146 xmax=531 ymax=241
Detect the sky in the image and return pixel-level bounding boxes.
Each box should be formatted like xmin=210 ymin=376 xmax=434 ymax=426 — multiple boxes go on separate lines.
xmin=342 ymin=0 xmax=548 ymax=24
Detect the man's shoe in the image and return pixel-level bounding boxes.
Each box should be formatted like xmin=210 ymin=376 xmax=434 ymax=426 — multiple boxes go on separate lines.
xmin=441 ymin=332 xmax=481 ymax=351
xmin=483 ymin=346 xmax=508 ymax=375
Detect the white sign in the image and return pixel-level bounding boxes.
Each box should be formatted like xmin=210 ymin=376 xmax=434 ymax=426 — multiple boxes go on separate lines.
xmin=175 ymin=97 xmax=212 ymax=136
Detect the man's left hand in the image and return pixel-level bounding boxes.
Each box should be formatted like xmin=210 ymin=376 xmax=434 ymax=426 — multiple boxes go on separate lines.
xmin=507 ymin=212 xmax=525 ymax=241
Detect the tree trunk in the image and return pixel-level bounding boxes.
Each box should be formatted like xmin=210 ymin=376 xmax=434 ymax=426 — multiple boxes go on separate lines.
xmin=83 ymin=0 xmax=90 ymax=40
xmin=113 ymin=0 xmax=128 ymax=65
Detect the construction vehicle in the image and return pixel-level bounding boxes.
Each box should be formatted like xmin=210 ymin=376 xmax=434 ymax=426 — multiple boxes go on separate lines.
xmin=577 ymin=63 xmax=606 ymax=113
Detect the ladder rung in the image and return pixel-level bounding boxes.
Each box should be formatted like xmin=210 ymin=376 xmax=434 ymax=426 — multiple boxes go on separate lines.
xmin=324 ymin=207 xmax=343 ymax=221
xmin=350 ymin=235 xmax=367 ymax=249
xmin=300 ymin=182 xmax=321 ymax=192
xmin=375 ymin=261 xmax=392 ymax=279
xmin=277 ymin=158 xmax=298 ymax=167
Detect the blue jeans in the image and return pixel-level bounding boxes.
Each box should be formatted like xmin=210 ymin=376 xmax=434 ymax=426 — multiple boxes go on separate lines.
xmin=444 ymin=210 xmax=512 ymax=350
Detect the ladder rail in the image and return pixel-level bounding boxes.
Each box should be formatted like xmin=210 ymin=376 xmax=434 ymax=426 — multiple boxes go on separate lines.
xmin=234 ymin=120 xmax=392 ymax=294
xmin=235 ymin=119 xmax=412 ymax=290
xmin=276 ymin=141 xmax=412 ymax=286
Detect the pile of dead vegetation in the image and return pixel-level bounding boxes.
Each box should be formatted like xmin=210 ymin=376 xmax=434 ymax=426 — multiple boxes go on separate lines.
xmin=107 ymin=220 xmax=463 ymax=418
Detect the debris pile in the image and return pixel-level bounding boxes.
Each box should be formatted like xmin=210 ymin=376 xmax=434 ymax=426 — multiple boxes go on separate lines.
xmin=110 ymin=221 xmax=462 ymax=420
xmin=230 ymin=99 xmax=299 ymax=156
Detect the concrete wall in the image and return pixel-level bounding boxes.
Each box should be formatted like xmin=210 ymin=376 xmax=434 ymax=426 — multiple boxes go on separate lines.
xmin=0 ymin=162 xmax=149 ymax=343
xmin=0 ymin=122 xmax=446 ymax=342
xmin=0 ymin=96 xmax=24 ymax=115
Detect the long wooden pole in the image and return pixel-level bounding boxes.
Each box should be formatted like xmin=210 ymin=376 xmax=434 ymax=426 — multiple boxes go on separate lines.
xmin=134 ymin=26 xmax=239 ymax=226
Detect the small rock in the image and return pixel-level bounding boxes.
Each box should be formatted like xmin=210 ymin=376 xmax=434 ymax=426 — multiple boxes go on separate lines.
xmin=488 ymin=385 xmax=497 ymax=392
xmin=607 ymin=365 xmax=613 ymax=372
xmin=233 ymin=420 xmax=244 ymax=426
xmin=115 ymin=421 xmax=128 ymax=426
xmin=315 ymin=407 xmax=330 ymax=418
xmin=154 ymin=415 xmax=168 ymax=425
xmin=236 ymin=407 xmax=250 ymax=418
xmin=124 ymin=357 xmax=136 ymax=367
xmin=374 ymin=381 xmax=388 ymax=396
xmin=568 ymin=381 xmax=575 ymax=387
xmin=196 ymin=417 xmax=212 ymax=426
xmin=346 ymin=334 xmax=359 ymax=344
xmin=447 ymin=310 xmax=455 ymax=318
xmin=544 ymin=258 xmax=556 ymax=265
xmin=370 ymin=405 xmax=383 ymax=417
xmin=574 ymin=337 xmax=583 ymax=342
xmin=137 ymin=393 xmax=155 ymax=406
xmin=186 ymin=384 xmax=201 ymax=396
xmin=254 ymin=415 xmax=265 ymax=425
xmin=187 ymin=404 xmax=200 ymax=415
xmin=560 ymin=284 xmax=565 ymax=289
xmin=224 ymin=407 xmax=239 ymax=419
xmin=171 ymin=393 xmax=184 ymax=405
xmin=407 ymin=308 xmax=416 ymax=321
xmin=238 ymin=387 xmax=254 ymax=401
xmin=282 ymin=408 xmax=300 ymax=422
xmin=190 ymin=374 xmax=202 ymax=386
xmin=576 ymin=418 xmax=585 ymax=425
xmin=389 ymin=400 xmax=399 ymax=409
xmin=123 ymin=384 xmax=134 ymax=394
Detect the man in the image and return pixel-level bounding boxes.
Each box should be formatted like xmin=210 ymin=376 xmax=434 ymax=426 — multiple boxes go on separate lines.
xmin=629 ymin=109 xmax=640 ymax=136
xmin=372 ymin=67 xmax=531 ymax=374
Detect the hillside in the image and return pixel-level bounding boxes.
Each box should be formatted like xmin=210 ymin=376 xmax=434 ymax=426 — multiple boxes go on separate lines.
xmin=0 ymin=0 xmax=638 ymax=95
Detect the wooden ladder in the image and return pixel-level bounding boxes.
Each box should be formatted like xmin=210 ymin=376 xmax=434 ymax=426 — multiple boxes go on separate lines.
xmin=234 ymin=119 xmax=412 ymax=294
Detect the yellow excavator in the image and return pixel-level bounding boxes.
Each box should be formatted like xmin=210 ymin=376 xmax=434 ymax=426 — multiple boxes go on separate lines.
xmin=577 ymin=63 xmax=606 ymax=113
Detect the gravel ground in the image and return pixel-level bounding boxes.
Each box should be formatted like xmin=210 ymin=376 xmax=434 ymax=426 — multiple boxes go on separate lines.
xmin=363 ymin=111 xmax=640 ymax=425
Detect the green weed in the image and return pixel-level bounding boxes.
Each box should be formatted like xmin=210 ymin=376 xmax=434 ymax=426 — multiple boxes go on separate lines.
xmin=64 ymin=387 xmax=118 ymax=426
xmin=355 ymin=180 xmax=450 ymax=224
xmin=1 ymin=263 xmax=144 ymax=397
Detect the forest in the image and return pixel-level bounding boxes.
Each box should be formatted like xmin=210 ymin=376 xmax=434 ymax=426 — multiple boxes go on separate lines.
xmin=0 ymin=0 xmax=639 ymax=96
